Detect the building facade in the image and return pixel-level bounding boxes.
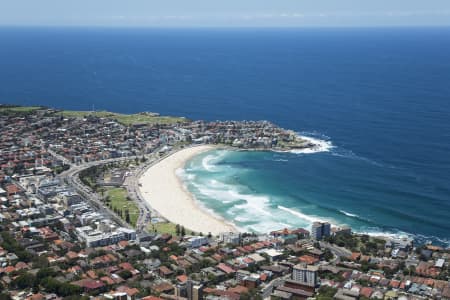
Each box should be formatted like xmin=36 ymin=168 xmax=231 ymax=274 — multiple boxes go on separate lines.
xmin=292 ymin=264 xmax=318 ymax=287
xmin=311 ymin=222 xmax=331 ymax=240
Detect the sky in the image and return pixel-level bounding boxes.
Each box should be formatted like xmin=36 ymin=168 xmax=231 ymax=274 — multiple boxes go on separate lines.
xmin=1 ymin=0 xmax=450 ymax=27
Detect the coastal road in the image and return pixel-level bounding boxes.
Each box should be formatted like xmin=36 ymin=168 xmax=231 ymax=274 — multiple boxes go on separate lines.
xmin=319 ymin=241 xmax=352 ymax=262
xmin=125 ymin=145 xmax=202 ymax=232
xmin=123 ymin=153 xmax=162 ymax=233
xmin=57 ymin=154 xmax=155 ymax=230
xmin=55 ymin=145 xmax=193 ymax=233
xmin=61 ymin=161 xmax=133 ymax=229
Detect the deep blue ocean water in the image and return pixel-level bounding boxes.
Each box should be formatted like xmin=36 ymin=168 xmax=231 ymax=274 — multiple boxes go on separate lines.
xmin=1 ymin=27 xmax=450 ymax=245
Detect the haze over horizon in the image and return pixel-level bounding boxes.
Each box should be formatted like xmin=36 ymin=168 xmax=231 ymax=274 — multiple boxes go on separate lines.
xmin=1 ymin=0 xmax=450 ymax=28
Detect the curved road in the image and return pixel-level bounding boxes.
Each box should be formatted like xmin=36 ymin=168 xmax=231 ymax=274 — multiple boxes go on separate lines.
xmin=56 ymin=145 xmax=195 ymax=233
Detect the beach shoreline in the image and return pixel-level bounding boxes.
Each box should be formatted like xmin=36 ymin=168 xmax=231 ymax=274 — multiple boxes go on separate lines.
xmin=139 ymin=145 xmax=238 ymax=235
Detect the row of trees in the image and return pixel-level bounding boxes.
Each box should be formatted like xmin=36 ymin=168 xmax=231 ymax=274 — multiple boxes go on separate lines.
xmin=11 ymin=268 xmax=82 ymax=297
xmin=0 ymin=232 xmax=34 ymax=262
xmin=174 ymin=224 xmax=212 ymax=238
xmin=175 ymin=224 xmax=186 ymax=236
xmin=110 ymin=206 xmax=132 ymax=224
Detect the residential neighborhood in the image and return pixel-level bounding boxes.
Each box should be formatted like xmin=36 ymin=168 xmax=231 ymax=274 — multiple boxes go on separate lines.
xmin=0 ymin=106 xmax=449 ymax=300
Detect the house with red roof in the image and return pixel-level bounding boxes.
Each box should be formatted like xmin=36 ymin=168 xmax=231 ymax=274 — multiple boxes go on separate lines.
xmin=360 ymin=287 xmax=373 ymax=298
xmin=65 ymin=251 xmax=79 ymax=260
xmin=299 ymin=255 xmax=319 ymax=265
xmin=350 ymin=252 xmax=361 ymax=261
xmin=5 ymin=184 xmax=20 ymax=197
xmin=116 ymin=286 xmax=140 ymax=300
xmin=86 ymin=270 xmax=98 ymax=279
xmin=119 ymin=262 xmax=140 ymax=276
xmin=389 ymin=280 xmax=400 ymax=289
xmin=159 ymin=266 xmax=173 ymax=278
xmin=176 ymin=274 xmax=188 ymax=283
xmin=72 ymin=279 xmax=105 ymax=293
xmin=217 ymin=263 xmax=235 ymax=274
xmin=100 ymin=276 xmax=115 ymax=286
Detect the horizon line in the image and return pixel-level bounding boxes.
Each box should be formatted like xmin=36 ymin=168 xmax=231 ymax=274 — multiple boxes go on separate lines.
xmin=1 ymin=24 xmax=450 ymax=30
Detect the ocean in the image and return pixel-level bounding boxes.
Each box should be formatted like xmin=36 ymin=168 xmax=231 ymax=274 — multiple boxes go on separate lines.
xmin=1 ymin=27 xmax=450 ymax=245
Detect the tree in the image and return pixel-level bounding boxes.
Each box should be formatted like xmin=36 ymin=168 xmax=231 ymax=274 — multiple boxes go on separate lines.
xmin=36 ymin=267 xmax=57 ymax=279
xmin=181 ymin=226 xmax=186 ymax=236
xmin=0 ymin=294 xmax=12 ymax=300
xmin=33 ymin=255 xmax=50 ymax=269
xmin=175 ymin=224 xmax=181 ymax=236
xmin=323 ymin=249 xmax=334 ymax=261
xmin=118 ymin=270 xmax=133 ymax=280
xmin=1 ymin=232 xmax=35 ymax=262
xmin=125 ymin=209 xmax=131 ymax=224
xmin=57 ymin=283 xmax=83 ymax=297
xmin=12 ymin=273 xmax=36 ymax=289
xmin=316 ymin=286 xmax=337 ymax=300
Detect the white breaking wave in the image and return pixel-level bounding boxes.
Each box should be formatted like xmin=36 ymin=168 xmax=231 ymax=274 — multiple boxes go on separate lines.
xmin=291 ymin=134 xmax=334 ymax=154
xmin=202 ymin=154 xmax=218 ymax=172
xmin=278 ymin=205 xmax=335 ymax=225
xmin=176 ymin=175 xmax=241 ymax=232
xmin=191 ymin=178 xmax=296 ymax=233
xmin=175 ymin=168 xmax=196 ymax=181
xmin=274 ymin=158 xmax=289 ymax=162
xmin=340 ymin=210 xmax=359 ymax=218
xmin=234 ymin=216 xmax=252 ymax=222
xmin=194 ymin=184 xmax=245 ymax=204
xmin=195 ymin=181 xmax=273 ymax=216
xmin=200 ymin=150 xmax=228 ymax=172
xmin=357 ymin=229 xmax=411 ymax=240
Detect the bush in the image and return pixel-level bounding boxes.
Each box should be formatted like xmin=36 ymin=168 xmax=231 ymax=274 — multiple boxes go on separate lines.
xmin=316 ymin=286 xmax=337 ymax=300
xmin=118 ymin=270 xmax=133 ymax=280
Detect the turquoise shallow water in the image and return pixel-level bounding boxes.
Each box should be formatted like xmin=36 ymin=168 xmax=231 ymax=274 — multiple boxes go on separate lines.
xmin=180 ymin=140 xmax=450 ymax=246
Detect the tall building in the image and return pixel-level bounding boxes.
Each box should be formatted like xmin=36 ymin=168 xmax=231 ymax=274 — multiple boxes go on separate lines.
xmin=292 ymin=263 xmax=318 ymax=287
xmin=311 ymin=222 xmax=331 ymax=240
xmin=187 ymin=280 xmax=203 ymax=300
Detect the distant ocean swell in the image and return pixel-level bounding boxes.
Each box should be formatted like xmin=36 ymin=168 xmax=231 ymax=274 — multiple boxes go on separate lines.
xmin=179 ymin=133 xmax=450 ymax=247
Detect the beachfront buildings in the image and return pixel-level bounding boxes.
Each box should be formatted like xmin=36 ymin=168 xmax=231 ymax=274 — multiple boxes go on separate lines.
xmin=185 ymin=235 xmax=209 ymax=248
xmin=219 ymin=232 xmax=241 ymax=245
xmin=311 ymin=221 xmax=331 ymax=240
xmin=292 ymin=263 xmax=318 ymax=287
xmin=76 ymin=225 xmax=136 ymax=248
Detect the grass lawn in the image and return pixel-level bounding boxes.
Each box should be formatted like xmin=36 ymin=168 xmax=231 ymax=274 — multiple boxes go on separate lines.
xmin=148 ymin=221 xmax=199 ymax=236
xmin=148 ymin=222 xmax=178 ymax=235
xmin=0 ymin=105 xmax=187 ymax=125
xmin=106 ymin=187 xmax=140 ymax=227
xmin=0 ymin=105 xmax=43 ymax=114
xmin=59 ymin=110 xmax=187 ymax=126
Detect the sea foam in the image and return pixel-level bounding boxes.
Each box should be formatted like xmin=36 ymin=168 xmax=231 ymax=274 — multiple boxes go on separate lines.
xmin=200 ymin=150 xmax=229 ymax=172
xmin=278 ymin=205 xmax=335 ymax=225
xmin=339 ymin=210 xmax=359 ymax=218
xmin=294 ymin=135 xmax=334 ymax=154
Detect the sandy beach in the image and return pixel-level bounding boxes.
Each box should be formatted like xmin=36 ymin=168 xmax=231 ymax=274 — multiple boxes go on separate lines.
xmin=139 ymin=145 xmax=237 ymax=235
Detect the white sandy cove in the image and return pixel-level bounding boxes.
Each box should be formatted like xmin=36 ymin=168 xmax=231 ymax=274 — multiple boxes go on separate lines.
xmin=139 ymin=145 xmax=237 ymax=235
